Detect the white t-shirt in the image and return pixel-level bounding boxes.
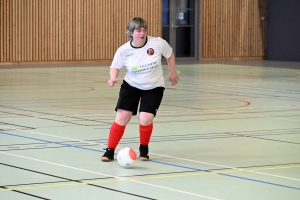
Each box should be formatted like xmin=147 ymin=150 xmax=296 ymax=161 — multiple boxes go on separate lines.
xmin=110 ymin=36 xmax=172 ymax=90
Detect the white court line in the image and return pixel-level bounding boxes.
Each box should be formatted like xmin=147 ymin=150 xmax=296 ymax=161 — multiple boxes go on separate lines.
xmin=209 ymin=108 xmax=300 ymax=122
xmin=0 ymin=125 xmax=299 ymax=182
xmin=0 ymin=151 xmax=222 ymax=200
xmin=197 ymin=82 xmax=300 ymax=91
xmin=150 ymin=153 xmax=300 ymax=182
xmin=162 ymin=105 xmax=300 ymax=122
xmin=158 ymin=105 xmax=300 ymax=113
xmin=215 ymin=105 xmax=300 ymax=111
xmin=160 ymin=108 xmax=300 ymax=122
xmin=0 ymin=105 xmax=299 ymax=120
xmin=0 ymin=113 xmax=115 ymax=120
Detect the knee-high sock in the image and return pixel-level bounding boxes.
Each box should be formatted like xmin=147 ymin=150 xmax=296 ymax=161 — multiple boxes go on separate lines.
xmin=140 ymin=124 xmax=153 ymax=145
xmin=107 ymin=122 xmax=125 ymax=149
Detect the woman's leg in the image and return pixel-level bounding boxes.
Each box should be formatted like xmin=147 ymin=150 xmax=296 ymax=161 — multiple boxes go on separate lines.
xmin=138 ymin=112 xmax=154 ymax=161
xmin=139 ymin=112 xmax=154 ymax=145
xmin=107 ymin=109 xmax=132 ymax=148
xmin=102 ymin=109 xmax=132 ymax=162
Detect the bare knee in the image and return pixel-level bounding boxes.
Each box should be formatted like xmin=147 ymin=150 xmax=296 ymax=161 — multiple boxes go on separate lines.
xmin=115 ymin=109 xmax=132 ymax=125
xmin=139 ymin=112 xmax=154 ymax=125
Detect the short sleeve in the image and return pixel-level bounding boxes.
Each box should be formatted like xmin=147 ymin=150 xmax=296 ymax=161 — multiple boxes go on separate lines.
xmin=110 ymin=48 xmax=123 ymax=69
xmin=159 ymin=37 xmax=173 ymax=58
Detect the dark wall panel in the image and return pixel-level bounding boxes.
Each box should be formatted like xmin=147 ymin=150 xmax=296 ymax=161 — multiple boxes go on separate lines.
xmin=267 ymin=0 xmax=300 ymax=61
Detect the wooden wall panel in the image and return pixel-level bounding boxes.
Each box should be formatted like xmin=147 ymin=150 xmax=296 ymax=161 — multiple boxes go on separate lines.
xmin=0 ymin=0 xmax=161 ymax=63
xmin=1 ymin=0 xmax=268 ymax=62
xmin=201 ymin=0 xmax=268 ymax=59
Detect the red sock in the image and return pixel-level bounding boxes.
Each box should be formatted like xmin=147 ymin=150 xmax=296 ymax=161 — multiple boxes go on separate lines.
xmin=140 ymin=124 xmax=153 ymax=145
xmin=107 ymin=122 xmax=125 ymax=149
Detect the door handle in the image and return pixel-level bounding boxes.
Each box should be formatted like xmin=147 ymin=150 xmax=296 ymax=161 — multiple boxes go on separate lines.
xmin=172 ymin=22 xmax=178 ymax=29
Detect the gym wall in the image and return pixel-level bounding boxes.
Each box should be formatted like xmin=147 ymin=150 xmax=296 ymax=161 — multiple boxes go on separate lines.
xmin=1 ymin=0 xmax=269 ymax=63
xmin=0 ymin=0 xmax=161 ymax=63
xmin=201 ymin=0 xmax=268 ymax=60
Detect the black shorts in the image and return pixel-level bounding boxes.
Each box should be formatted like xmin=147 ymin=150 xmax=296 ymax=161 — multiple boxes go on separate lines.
xmin=115 ymin=81 xmax=165 ymax=116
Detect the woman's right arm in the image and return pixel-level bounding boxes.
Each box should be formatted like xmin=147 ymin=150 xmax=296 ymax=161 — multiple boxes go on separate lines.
xmin=107 ymin=68 xmax=119 ymax=87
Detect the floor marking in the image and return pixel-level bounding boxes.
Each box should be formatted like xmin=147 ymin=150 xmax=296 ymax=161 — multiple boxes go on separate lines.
xmin=3 ymin=165 xmax=299 ymax=193
xmin=149 ymin=161 xmax=300 ymax=182
xmin=7 ymin=146 xmax=20 ymax=149
xmin=196 ymin=81 xmax=300 ymax=92
xmin=157 ymin=105 xmax=300 ymax=114
xmin=0 ymin=125 xmax=299 ymax=184
xmin=0 ymin=152 xmax=222 ymax=200
xmin=0 ymin=131 xmax=103 ymax=153
xmin=0 ymin=125 xmax=101 ymax=146
xmin=149 ymin=154 xmax=300 ymax=182
xmin=1 ymin=131 xmax=300 ymax=193
xmin=132 ymin=165 xmax=300 ymax=181
xmin=209 ymin=108 xmax=300 ymax=122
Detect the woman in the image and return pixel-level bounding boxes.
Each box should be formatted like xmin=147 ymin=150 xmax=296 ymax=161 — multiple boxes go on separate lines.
xmin=101 ymin=17 xmax=179 ymax=162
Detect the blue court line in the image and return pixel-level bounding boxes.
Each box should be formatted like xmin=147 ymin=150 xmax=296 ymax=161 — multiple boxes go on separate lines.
xmin=1 ymin=131 xmax=299 ymax=191
xmin=7 ymin=146 xmax=20 ymax=149
xmin=116 ymin=134 xmax=237 ymax=144
xmin=116 ymin=129 xmax=300 ymax=144
xmin=0 ymin=131 xmax=103 ymax=153
xmin=93 ymin=128 xmax=110 ymax=130
xmin=151 ymin=160 xmax=300 ymax=191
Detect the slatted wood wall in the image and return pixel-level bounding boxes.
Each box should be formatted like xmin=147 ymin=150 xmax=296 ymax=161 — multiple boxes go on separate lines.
xmin=1 ymin=0 xmax=268 ymax=63
xmin=201 ymin=0 xmax=268 ymax=59
xmin=0 ymin=0 xmax=161 ymax=63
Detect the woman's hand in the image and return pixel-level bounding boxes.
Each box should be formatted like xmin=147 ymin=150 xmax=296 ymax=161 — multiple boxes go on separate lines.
xmin=107 ymin=78 xmax=117 ymax=87
xmin=169 ymin=71 xmax=179 ymax=86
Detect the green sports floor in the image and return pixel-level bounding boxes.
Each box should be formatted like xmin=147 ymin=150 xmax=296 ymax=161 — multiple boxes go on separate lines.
xmin=0 ymin=60 xmax=300 ymax=200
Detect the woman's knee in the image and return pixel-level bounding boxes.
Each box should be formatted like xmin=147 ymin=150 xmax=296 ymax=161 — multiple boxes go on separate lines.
xmin=139 ymin=112 xmax=154 ymax=125
xmin=115 ymin=109 xmax=132 ymax=125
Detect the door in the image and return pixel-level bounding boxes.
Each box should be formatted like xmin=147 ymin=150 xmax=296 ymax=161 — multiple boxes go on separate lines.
xmin=162 ymin=0 xmax=198 ymax=60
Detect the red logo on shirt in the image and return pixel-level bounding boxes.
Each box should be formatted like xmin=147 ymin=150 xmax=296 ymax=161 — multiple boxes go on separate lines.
xmin=147 ymin=48 xmax=154 ymax=56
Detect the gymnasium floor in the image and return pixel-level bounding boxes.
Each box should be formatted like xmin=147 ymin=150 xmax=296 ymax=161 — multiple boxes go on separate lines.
xmin=0 ymin=60 xmax=299 ymax=200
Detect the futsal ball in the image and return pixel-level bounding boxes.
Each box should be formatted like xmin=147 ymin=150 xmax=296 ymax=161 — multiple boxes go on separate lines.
xmin=117 ymin=147 xmax=137 ymax=168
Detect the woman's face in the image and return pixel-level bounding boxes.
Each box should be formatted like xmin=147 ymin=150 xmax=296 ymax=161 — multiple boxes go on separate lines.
xmin=131 ymin=27 xmax=147 ymax=46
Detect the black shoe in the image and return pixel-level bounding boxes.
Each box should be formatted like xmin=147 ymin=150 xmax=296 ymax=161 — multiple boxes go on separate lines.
xmin=139 ymin=145 xmax=149 ymax=161
xmin=101 ymin=148 xmax=115 ymax=162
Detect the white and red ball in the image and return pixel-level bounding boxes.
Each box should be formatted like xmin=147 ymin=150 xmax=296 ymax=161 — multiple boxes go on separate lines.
xmin=117 ymin=147 xmax=137 ymax=168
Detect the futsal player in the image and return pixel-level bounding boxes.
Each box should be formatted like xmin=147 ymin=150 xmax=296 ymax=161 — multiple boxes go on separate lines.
xmin=101 ymin=17 xmax=179 ymax=162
